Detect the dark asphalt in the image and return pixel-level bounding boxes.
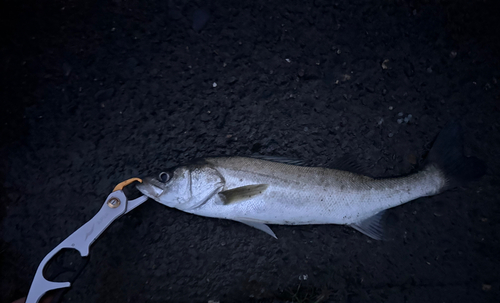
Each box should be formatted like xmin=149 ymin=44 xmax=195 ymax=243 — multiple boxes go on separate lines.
xmin=1 ymin=0 xmax=499 ymax=302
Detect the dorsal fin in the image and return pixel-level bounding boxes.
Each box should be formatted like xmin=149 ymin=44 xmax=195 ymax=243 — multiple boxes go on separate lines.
xmin=329 ymin=155 xmax=374 ymax=177
xmin=250 ymin=155 xmax=308 ymax=166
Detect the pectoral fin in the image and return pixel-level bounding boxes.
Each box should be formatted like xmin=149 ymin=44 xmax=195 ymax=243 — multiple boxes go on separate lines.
xmin=235 ymin=218 xmax=277 ymax=239
xmin=349 ymin=211 xmax=387 ymax=240
xmin=218 ymin=184 xmax=269 ymax=205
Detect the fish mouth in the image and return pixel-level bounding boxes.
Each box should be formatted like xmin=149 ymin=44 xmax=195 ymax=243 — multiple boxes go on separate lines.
xmin=136 ymin=176 xmax=165 ymax=201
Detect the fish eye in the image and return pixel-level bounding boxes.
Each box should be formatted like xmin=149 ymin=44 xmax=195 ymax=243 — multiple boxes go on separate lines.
xmin=158 ymin=172 xmax=171 ymax=183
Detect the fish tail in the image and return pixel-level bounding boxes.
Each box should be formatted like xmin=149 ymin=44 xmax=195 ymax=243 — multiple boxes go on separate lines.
xmin=425 ymin=122 xmax=486 ymax=191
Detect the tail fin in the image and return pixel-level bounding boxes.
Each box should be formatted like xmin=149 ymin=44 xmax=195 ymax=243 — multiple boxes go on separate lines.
xmin=426 ymin=122 xmax=486 ymax=191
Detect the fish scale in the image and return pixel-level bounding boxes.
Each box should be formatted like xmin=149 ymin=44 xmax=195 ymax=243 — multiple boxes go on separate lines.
xmin=198 ymin=157 xmax=444 ymax=224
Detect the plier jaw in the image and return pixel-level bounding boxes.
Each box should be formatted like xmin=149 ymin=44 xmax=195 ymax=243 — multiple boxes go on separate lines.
xmin=26 ymin=178 xmax=148 ymax=303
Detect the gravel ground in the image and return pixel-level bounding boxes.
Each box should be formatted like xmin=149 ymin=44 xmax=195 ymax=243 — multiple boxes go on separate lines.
xmin=1 ymin=0 xmax=499 ymax=302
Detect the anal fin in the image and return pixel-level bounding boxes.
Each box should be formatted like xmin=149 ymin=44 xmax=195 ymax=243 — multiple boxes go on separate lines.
xmin=235 ymin=218 xmax=277 ymax=239
xmin=349 ymin=211 xmax=387 ymax=240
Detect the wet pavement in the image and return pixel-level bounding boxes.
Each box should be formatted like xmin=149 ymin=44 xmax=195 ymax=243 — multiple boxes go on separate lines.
xmin=1 ymin=0 xmax=499 ymax=302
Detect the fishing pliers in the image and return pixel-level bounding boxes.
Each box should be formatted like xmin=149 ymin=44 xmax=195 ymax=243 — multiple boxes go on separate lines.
xmin=25 ymin=178 xmax=147 ymax=303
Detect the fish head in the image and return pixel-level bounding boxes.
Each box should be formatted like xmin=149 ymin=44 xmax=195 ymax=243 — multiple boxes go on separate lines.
xmin=136 ymin=162 xmax=224 ymax=209
xmin=136 ymin=166 xmax=191 ymax=207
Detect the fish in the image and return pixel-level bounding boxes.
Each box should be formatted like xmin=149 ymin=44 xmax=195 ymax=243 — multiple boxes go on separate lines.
xmin=136 ymin=123 xmax=485 ymax=239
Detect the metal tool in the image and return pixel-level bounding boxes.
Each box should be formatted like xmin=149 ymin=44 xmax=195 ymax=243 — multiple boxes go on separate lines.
xmin=25 ymin=178 xmax=148 ymax=303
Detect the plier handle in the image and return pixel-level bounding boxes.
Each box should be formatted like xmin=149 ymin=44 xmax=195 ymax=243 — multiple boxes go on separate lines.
xmin=25 ymin=178 xmax=148 ymax=303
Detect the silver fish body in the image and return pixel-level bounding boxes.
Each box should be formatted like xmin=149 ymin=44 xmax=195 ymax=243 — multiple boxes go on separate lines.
xmin=137 ymin=123 xmax=484 ymax=239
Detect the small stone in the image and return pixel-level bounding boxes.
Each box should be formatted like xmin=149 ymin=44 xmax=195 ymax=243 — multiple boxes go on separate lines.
xmin=397 ymin=118 xmax=403 ymax=124
xmin=388 ymin=133 xmax=393 ymax=138
xmin=63 ymin=62 xmax=72 ymax=76
xmin=285 ymin=58 xmax=291 ymax=63
xmin=388 ymin=106 xmax=393 ymax=110
xmin=450 ymin=51 xmax=457 ymax=58
xmin=404 ymin=114 xmax=413 ymax=123
xmin=212 ymin=82 xmax=217 ymax=88
xmin=381 ymin=59 xmax=390 ymax=69
xmin=341 ymin=74 xmax=351 ymax=81
xmin=398 ymin=112 xmax=404 ymax=117
xmin=226 ymin=77 xmax=237 ymax=84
